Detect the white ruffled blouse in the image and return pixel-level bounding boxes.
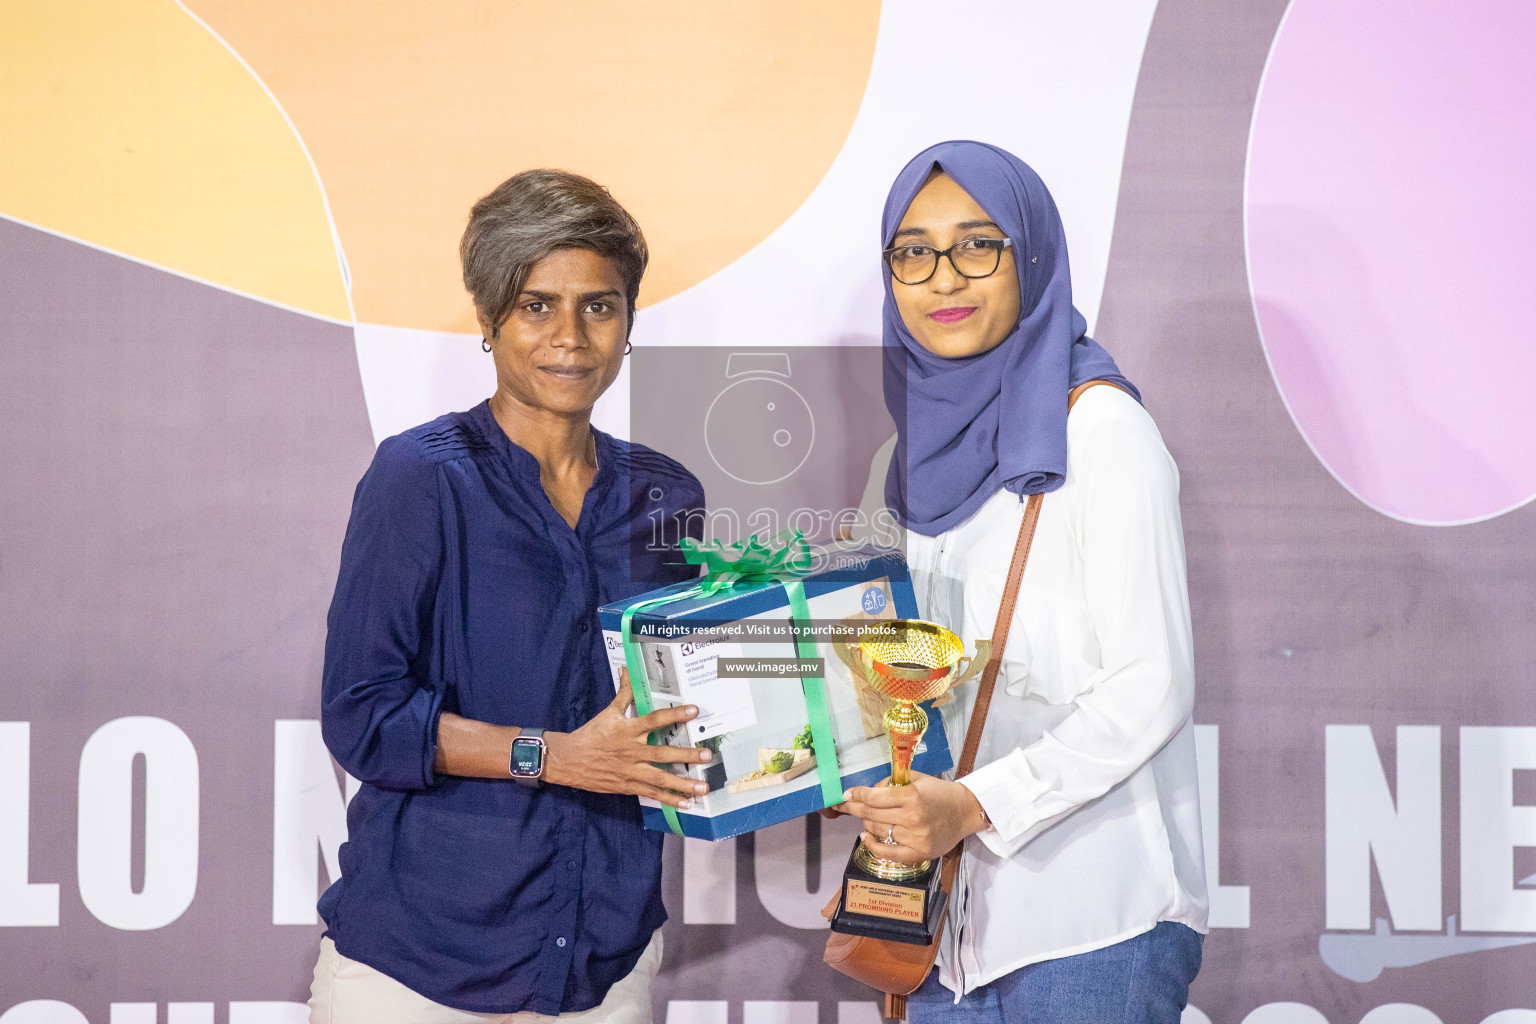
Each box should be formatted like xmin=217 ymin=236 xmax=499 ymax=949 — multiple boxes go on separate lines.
xmin=869 ymin=384 xmax=1210 ymax=995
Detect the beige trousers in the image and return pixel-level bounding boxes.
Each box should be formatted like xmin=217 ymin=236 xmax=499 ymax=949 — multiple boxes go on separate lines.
xmin=308 ymin=932 xmax=663 ymax=1024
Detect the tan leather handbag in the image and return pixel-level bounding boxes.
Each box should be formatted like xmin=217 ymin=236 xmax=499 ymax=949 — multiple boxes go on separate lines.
xmin=821 ymin=380 xmax=1118 ymax=1020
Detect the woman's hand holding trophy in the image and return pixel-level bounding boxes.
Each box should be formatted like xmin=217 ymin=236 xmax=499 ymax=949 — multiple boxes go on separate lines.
xmin=824 ymin=620 xmax=991 ymax=945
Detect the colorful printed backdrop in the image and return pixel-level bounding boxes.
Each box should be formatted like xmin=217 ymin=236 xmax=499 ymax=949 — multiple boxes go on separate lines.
xmin=3 ymin=2 xmax=1535 ymax=1022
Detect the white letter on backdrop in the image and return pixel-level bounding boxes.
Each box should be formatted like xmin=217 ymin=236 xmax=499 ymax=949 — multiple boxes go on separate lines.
xmin=273 ymin=720 xmax=357 ymax=925
xmin=77 ymin=716 xmax=199 ymax=930
xmin=1358 ymin=1006 xmax=1443 ymax=1024
xmin=229 ymin=1006 xmax=310 ymax=1024
xmin=1461 ymin=726 xmax=1536 ymax=932
xmin=0 ymin=722 xmax=60 ymax=926
xmin=1325 ymin=725 xmax=1441 ymax=931
xmin=744 ymin=1004 xmax=817 ymax=1024
xmin=665 ymin=1004 xmax=727 ymax=1024
xmin=1240 ymin=1005 xmax=1330 ymax=1024
xmin=0 ymin=1002 xmax=90 ymax=1024
xmin=1195 ymin=724 xmax=1250 ymax=927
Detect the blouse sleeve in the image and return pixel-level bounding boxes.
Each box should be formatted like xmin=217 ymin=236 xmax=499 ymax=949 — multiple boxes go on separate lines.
xmin=320 ymin=435 xmax=447 ymax=791
xmin=958 ymin=412 xmax=1195 ymax=857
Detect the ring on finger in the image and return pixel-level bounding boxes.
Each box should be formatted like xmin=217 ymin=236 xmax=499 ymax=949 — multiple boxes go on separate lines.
xmin=881 ymin=823 xmax=898 ymax=846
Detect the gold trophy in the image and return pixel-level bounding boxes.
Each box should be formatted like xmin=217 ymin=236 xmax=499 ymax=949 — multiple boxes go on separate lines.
xmin=828 ymin=620 xmax=989 ymax=944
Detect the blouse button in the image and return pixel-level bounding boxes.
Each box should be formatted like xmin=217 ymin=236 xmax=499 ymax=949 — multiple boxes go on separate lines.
xmin=555 ymin=936 xmax=567 ymax=948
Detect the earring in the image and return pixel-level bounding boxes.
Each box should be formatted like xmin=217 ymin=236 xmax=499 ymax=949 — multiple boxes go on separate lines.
xmin=624 ymin=340 xmax=633 ymax=355
xmin=482 ymin=337 xmax=492 ymax=353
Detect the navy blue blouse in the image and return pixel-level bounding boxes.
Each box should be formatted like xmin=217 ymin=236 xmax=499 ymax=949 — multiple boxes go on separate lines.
xmin=318 ymin=401 xmax=703 ymax=1014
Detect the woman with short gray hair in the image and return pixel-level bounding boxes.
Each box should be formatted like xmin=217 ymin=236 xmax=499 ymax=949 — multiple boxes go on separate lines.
xmin=309 ymin=169 xmax=707 ymax=1023
xmin=461 ymin=168 xmax=649 ymax=347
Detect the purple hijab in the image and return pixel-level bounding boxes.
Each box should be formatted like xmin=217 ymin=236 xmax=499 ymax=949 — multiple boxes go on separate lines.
xmin=882 ymin=140 xmax=1139 ymax=536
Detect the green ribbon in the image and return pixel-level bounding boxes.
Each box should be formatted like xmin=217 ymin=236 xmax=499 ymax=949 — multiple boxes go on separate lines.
xmin=618 ymin=532 xmax=843 ymax=836
xmin=621 ymin=589 xmax=700 ymax=836
xmin=678 ymin=530 xmax=814 ymax=595
xmin=781 ymin=577 xmax=843 ymax=810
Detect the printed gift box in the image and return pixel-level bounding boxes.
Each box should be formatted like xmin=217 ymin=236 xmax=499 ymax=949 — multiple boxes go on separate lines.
xmin=598 ymin=537 xmax=954 ymax=840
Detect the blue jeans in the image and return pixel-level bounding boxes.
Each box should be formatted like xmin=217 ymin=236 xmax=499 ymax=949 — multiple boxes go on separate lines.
xmin=907 ymin=922 xmax=1203 ymax=1024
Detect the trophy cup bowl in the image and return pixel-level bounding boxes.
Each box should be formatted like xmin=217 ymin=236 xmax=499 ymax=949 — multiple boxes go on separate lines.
xmin=828 ymin=619 xmax=990 ymax=944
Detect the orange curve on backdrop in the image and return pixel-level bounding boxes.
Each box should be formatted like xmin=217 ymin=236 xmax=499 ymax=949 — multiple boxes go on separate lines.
xmin=0 ymin=0 xmax=350 ymax=321
xmin=188 ymin=0 xmax=881 ymax=335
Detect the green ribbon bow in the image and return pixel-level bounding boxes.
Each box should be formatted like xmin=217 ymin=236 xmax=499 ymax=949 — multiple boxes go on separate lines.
xmin=679 ymin=530 xmax=814 ymax=594
xmin=620 ymin=531 xmax=842 ymax=836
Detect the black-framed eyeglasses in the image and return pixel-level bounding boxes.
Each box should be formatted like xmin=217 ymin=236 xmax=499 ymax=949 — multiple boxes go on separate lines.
xmin=882 ymin=237 xmax=1014 ymax=286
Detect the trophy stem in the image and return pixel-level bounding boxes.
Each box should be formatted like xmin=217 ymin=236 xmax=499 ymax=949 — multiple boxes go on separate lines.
xmin=851 ymin=699 xmax=932 ymax=882
xmin=884 ymin=700 xmax=927 ymax=787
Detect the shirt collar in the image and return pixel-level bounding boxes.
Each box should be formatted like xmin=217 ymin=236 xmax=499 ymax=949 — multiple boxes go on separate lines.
xmin=470 ymin=399 xmax=618 ymax=497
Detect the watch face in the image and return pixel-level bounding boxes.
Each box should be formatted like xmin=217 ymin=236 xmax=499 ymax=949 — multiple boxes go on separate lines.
xmin=510 ymin=737 xmax=544 ymax=778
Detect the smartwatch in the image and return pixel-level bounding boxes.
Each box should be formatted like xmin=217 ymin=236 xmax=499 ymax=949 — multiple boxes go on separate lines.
xmin=510 ymin=727 xmax=546 ymax=787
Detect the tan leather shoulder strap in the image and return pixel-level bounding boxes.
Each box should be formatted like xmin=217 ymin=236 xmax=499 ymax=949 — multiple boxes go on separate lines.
xmin=936 ymin=488 xmax=1041 ymax=894
xmin=936 ymin=378 xmax=1116 ymax=895
xmin=954 ymin=489 xmax=1041 ymax=780
xmin=956 ymin=377 xmax=1112 ymax=781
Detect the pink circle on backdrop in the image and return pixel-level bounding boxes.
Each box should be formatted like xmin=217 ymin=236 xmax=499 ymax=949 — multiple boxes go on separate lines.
xmin=1245 ymin=0 xmax=1536 ymax=524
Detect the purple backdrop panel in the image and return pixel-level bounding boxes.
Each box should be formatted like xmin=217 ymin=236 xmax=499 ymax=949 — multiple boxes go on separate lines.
xmin=1246 ymin=0 xmax=1536 ymax=524
xmin=0 ymin=217 xmax=373 ymax=1015
xmin=1105 ymin=0 xmax=1536 ymax=1019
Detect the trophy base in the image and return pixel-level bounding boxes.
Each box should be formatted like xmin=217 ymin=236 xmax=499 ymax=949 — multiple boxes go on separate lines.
xmin=829 ymin=838 xmax=948 ymax=945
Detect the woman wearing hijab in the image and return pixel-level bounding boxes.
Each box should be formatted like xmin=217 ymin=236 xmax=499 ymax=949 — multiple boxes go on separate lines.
xmin=836 ymin=141 xmax=1209 ymax=1020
